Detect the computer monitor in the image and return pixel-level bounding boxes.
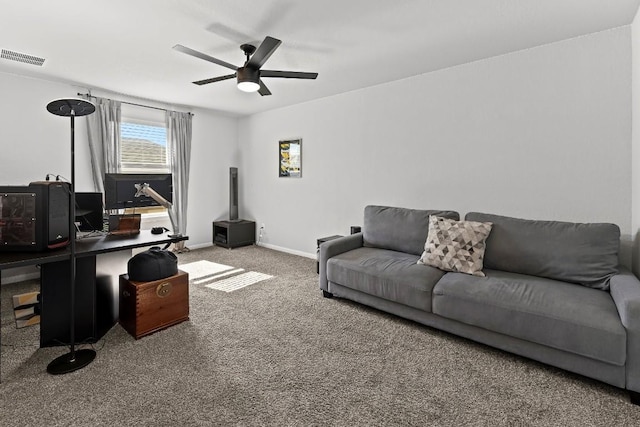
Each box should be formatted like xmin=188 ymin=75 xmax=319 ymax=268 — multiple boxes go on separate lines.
xmin=104 ymin=173 xmax=173 ymax=210
xmin=75 ymin=192 xmax=104 ymax=232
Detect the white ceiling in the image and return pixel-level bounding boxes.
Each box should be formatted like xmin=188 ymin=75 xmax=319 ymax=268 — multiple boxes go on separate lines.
xmin=1 ymin=0 xmax=638 ymax=117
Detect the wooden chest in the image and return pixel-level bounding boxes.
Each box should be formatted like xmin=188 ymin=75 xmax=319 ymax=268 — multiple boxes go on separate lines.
xmin=119 ymin=270 xmax=189 ymax=339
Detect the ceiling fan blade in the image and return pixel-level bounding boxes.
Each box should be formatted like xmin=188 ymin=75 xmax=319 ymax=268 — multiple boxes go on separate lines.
xmin=173 ymin=44 xmax=238 ymax=71
xmin=247 ymin=36 xmax=282 ymax=69
xmin=193 ymin=73 xmax=236 ymax=86
xmin=261 ymin=70 xmax=318 ymax=79
xmin=258 ymin=80 xmax=272 ymax=96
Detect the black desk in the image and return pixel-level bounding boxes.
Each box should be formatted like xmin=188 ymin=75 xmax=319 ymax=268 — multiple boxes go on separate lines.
xmin=0 ymin=231 xmax=188 ymax=348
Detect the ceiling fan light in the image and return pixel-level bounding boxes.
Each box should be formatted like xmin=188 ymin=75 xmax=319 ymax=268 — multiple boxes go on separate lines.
xmin=237 ymin=67 xmax=260 ymax=92
xmin=237 ymin=81 xmax=260 ymax=92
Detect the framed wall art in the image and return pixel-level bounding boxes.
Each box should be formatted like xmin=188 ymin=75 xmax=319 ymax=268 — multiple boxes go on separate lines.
xmin=279 ymin=139 xmax=302 ymax=178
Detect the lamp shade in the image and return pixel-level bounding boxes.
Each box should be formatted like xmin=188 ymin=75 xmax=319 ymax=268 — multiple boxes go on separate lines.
xmin=47 ymin=98 xmax=95 ymax=117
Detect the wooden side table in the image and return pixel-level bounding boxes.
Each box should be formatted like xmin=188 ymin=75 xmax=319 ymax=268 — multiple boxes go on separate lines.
xmin=119 ymin=271 xmax=189 ymax=339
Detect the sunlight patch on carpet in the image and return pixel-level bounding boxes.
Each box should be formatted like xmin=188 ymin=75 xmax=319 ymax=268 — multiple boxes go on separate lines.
xmin=204 ymin=271 xmax=273 ymax=293
xmin=179 ymin=260 xmax=273 ymax=292
xmin=178 ymin=260 xmax=235 ymax=278
xmin=192 ymin=268 xmax=245 ymax=285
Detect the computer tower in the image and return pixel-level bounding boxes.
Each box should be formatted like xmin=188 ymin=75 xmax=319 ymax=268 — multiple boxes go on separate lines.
xmin=0 ymin=181 xmax=70 ymax=251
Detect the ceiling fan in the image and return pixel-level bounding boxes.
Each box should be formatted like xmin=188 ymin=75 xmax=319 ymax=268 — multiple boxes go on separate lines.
xmin=173 ymin=36 xmax=318 ymax=96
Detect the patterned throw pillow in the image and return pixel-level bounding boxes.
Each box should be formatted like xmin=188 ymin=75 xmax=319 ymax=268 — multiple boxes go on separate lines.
xmin=417 ymin=216 xmax=493 ymax=277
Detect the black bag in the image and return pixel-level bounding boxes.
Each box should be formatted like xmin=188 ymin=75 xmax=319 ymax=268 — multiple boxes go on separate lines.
xmin=127 ymin=246 xmax=178 ymax=282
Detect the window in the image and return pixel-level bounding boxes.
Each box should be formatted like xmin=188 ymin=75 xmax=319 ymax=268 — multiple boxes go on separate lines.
xmin=120 ymin=122 xmax=169 ymax=173
xmin=120 ymin=121 xmax=170 ymax=215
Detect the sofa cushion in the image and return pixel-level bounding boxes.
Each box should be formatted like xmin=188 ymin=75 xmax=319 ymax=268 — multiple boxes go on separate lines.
xmin=418 ymin=216 xmax=492 ymax=277
xmin=432 ymin=269 xmax=626 ymax=365
xmin=327 ymin=247 xmax=445 ymax=311
xmin=363 ymin=205 xmax=460 ymax=256
xmin=465 ymin=212 xmax=620 ymax=290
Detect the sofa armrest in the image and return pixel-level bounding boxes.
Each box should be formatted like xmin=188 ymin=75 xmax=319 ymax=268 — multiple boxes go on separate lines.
xmin=610 ymin=268 xmax=640 ymax=392
xmin=319 ymin=233 xmax=363 ymax=292
xmin=611 ymin=269 xmax=640 ymax=329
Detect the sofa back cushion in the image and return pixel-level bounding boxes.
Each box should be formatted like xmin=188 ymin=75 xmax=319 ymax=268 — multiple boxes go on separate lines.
xmin=363 ymin=205 xmax=459 ymax=256
xmin=465 ymin=212 xmax=620 ymax=290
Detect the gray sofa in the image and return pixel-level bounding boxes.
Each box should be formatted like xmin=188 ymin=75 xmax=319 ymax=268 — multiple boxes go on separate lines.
xmin=319 ymin=205 xmax=640 ymax=404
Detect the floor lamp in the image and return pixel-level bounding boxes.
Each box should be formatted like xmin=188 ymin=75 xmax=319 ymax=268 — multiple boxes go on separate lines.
xmin=46 ymin=98 xmax=96 ymax=374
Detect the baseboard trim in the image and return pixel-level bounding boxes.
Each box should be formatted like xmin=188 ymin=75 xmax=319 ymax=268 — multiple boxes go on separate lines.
xmin=187 ymin=242 xmax=214 ymax=250
xmin=257 ymin=242 xmax=315 ymax=259
xmin=1 ymin=271 xmax=40 ymax=285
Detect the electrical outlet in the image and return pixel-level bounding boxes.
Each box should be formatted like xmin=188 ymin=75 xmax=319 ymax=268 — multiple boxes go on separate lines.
xmin=258 ymin=222 xmax=265 ymax=245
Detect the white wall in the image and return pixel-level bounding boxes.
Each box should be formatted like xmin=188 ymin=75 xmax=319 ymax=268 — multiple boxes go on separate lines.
xmin=0 ymin=74 xmax=91 ymax=187
xmin=238 ymin=27 xmax=633 ymax=264
xmin=188 ymin=106 xmax=239 ymax=246
xmin=0 ymin=24 xmax=634 ymax=281
xmin=0 ymin=72 xmax=237 ymax=282
xmin=633 ymin=12 xmax=640 ymax=276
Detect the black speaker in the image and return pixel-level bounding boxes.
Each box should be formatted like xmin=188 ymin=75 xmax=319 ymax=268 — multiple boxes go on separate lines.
xmin=0 ymin=181 xmax=70 ymax=251
xmin=229 ymin=167 xmax=239 ymax=221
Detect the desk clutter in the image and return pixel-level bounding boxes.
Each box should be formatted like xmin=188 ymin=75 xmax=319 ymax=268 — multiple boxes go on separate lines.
xmin=12 ymin=291 xmax=41 ymax=328
xmin=0 ymin=173 xmax=175 ymax=252
xmin=119 ymin=246 xmax=189 ymax=339
xmin=108 ymin=213 xmax=141 ymax=236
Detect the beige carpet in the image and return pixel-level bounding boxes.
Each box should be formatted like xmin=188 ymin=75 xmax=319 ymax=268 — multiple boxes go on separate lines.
xmin=1 ymin=244 xmax=639 ymax=426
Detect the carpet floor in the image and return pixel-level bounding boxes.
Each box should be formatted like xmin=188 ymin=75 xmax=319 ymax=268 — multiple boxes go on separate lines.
xmin=1 ymin=245 xmax=639 ymax=426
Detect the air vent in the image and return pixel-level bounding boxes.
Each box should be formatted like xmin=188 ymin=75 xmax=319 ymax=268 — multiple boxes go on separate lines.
xmin=1 ymin=49 xmax=45 ymax=66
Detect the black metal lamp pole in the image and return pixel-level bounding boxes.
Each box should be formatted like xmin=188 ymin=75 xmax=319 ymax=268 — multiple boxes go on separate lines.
xmin=46 ymin=98 xmax=96 ymax=374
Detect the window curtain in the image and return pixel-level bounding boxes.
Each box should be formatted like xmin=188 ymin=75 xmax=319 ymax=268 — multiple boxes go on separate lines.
xmin=83 ymin=95 xmax=122 ymax=194
xmin=166 ymin=110 xmax=192 ymax=251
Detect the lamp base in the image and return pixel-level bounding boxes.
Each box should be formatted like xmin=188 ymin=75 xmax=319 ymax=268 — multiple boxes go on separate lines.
xmin=47 ymin=349 xmax=96 ymax=375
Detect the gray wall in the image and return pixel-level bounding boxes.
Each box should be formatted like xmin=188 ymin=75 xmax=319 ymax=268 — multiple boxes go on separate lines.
xmin=238 ymin=27 xmax=633 ymax=263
